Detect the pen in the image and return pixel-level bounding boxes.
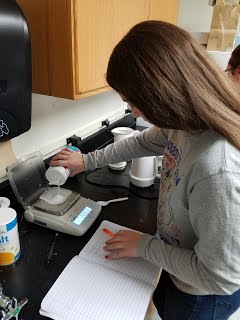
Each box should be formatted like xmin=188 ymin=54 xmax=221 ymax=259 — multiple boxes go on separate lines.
xmin=103 ymin=228 xmax=115 ymax=238
xmin=47 ymin=232 xmax=58 ymax=264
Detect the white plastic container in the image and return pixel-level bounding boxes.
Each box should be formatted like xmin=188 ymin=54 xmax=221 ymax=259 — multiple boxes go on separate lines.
xmin=45 ymin=146 xmax=80 ymax=185
xmin=45 ymin=166 xmax=71 ymax=186
xmin=109 ymin=127 xmax=135 ymax=170
xmin=129 ymin=156 xmax=163 ymax=188
xmin=0 ymin=208 xmax=20 ymax=266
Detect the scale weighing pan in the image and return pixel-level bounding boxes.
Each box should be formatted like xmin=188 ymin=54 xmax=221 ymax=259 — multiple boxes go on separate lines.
xmin=6 ymin=152 xmax=102 ymax=236
xmin=36 ymin=189 xmax=80 ymax=216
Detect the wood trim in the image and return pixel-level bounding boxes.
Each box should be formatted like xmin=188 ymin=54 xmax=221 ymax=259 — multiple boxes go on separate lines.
xmin=47 ymin=0 xmax=75 ymax=99
xmin=73 ymin=0 xmax=80 ymax=97
xmin=17 ymin=0 xmax=51 ymax=95
xmin=73 ymin=86 xmax=111 ymax=100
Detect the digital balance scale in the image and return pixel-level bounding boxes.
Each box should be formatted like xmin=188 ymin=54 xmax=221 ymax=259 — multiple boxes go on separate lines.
xmin=6 ymin=152 xmax=102 ymax=236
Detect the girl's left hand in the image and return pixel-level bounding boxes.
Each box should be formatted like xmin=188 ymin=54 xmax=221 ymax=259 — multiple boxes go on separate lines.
xmin=103 ymin=230 xmax=143 ymax=260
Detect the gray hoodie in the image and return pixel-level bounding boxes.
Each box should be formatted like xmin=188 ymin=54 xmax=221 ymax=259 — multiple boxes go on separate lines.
xmin=83 ymin=126 xmax=240 ymax=296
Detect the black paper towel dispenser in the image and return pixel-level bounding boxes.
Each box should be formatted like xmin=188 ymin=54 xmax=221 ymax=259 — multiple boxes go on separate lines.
xmin=0 ymin=0 xmax=31 ymax=142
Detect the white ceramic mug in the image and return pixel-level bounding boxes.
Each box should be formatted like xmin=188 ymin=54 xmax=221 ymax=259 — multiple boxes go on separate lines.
xmin=129 ymin=155 xmax=163 ymax=188
xmin=109 ymin=127 xmax=135 ymax=170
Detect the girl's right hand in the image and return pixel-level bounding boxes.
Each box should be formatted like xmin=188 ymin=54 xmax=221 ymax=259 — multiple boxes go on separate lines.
xmin=50 ymin=148 xmax=86 ymax=176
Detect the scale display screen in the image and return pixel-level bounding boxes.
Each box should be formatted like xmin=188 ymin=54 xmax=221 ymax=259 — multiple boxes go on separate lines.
xmin=73 ymin=207 xmax=92 ymax=225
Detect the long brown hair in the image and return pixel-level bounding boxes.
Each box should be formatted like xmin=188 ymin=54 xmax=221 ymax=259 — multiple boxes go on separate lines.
xmin=107 ymin=20 xmax=240 ymax=149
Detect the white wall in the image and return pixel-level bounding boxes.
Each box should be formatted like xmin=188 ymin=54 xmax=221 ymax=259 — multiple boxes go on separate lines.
xmin=178 ymin=0 xmax=213 ymax=32
xmin=11 ymin=91 xmax=127 ymax=160
xmin=0 ymin=90 xmax=127 ymax=181
xmin=208 ymin=51 xmax=231 ymax=69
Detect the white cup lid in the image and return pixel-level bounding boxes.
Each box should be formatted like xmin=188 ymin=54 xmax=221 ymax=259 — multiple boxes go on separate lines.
xmin=0 ymin=208 xmax=16 ymax=225
xmin=0 ymin=197 xmax=10 ymax=208
xmin=111 ymin=127 xmax=134 ymax=135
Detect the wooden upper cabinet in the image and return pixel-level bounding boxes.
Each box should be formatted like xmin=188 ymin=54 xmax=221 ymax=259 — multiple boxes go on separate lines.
xmin=74 ymin=0 xmax=149 ymax=95
xmin=17 ymin=0 xmax=179 ymax=100
xmin=149 ymin=0 xmax=180 ymax=22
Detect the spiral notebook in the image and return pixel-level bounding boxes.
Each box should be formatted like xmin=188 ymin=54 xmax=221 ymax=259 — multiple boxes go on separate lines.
xmin=40 ymin=220 xmax=160 ymax=320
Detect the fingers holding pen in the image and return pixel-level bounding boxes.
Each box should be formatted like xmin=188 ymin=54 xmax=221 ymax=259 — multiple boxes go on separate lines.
xmin=103 ymin=230 xmax=143 ymax=260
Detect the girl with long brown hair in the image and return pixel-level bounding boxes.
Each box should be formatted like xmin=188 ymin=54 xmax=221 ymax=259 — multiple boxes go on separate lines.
xmin=51 ymin=21 xmax=240 ymax=319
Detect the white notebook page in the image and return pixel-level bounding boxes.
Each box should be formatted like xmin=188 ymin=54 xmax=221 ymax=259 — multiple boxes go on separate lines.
xmin=40 ymin=221 xmax=160 ymax=320
xmin=40 ymin=256 xmax=154 ymax=320
xmin=80 ymin=220 xmax=160 ymax=286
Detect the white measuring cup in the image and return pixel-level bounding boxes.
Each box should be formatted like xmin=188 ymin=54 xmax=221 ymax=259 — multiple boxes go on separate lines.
xmin=109 ymin=127 xmax=135 ymax=170
xmin=129 ymin=155 xmax=163 ymax=188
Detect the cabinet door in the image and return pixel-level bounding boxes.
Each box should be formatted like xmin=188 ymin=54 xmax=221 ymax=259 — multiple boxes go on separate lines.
xmin=149 ymin=0 xmax=179 ymax=24
xmin=74 ymin=0 xmax=149 ymax=96
xmin=17 ymin=0 xmax=179 ymax=100
xmin=17 ymin=0 xmax=50 ymax=95
xmin=17 ymin=0 xmax=75 ymax=98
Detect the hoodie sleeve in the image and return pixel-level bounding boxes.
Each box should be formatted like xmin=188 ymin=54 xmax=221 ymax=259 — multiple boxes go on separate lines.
xmin=83 ymin=126 xmax=168 ymax=170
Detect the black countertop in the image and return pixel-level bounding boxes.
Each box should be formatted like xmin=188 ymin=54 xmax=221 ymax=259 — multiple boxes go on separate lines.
xmin=0 ymin=165 xmax=159 ymax=319
xmin=0 ymin=117 xmax=159 ymax=320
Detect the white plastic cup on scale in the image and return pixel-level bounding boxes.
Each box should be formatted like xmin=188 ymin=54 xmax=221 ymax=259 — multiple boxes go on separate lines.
xmin=45 ymin=146 xmax=80 ymax=185
xmin=109 ymin=127 xmax=135 ymax=170
xmin=129 ymin=155 xmax=163 ymax=188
